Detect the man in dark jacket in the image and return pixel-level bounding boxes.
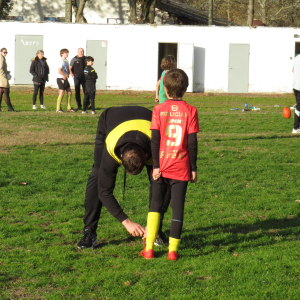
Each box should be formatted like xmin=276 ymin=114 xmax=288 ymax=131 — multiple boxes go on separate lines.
xmin=69 ymin=48 xmax=89 ymax=110
xmin=77 ymin=106 xmax=170 ymax=248
xmin=29 ymin=50 xmax=50 ymax=110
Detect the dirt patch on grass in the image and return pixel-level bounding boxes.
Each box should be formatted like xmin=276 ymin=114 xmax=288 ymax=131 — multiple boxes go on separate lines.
xmin=0 ymin=126 xmax=93 ymax=153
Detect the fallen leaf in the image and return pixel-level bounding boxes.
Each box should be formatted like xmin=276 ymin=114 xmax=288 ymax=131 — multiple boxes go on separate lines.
xmin=233 ymin=253 xmax=238 ymax=257
xmin=40 ymin=142 xmax=46 ymax=144
xmin=20 ymin=182 xmax=27 ymax=185
xmin=214 ymin=195 xmax=218 ymax=198
xmin=295 ymin=200 xmax=300 ymax=203
xmin=124 ymin=281 xmax=130 ymax=286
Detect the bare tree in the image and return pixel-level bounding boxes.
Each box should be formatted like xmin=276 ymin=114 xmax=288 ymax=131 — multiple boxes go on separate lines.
xmin=208 ymin=0 xmax=213 ymax=25
xmin=71 ymin=0 xmax=88 ymax=23
xmin=65 ymin=0 xmax=72 ymax=22
xmin=256 ymin=0 xmax=266 ymax=23
xmin=0 ymin=0 xmax=13 ymax=20
xmin=129 ymin=0 xmax=137 ymax=23
xmin=247 ymin=0 xmax=254 ymax=26
xmin=149 ymin=0 xmax=156 ymax=23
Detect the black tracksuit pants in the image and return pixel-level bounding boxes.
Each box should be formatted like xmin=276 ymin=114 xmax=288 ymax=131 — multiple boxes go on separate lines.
xmin=83 ymin=81 xmax=95 ymax=111
xmin=294 ymin=89 xmax=300 ymax=129
xmin=150 ymin=178 xmax=188 ymax=239
xmin=74 ymin=75 xmax=87 ymax=109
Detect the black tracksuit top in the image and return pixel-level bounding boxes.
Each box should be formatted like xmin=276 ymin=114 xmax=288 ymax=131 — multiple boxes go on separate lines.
xmin=95 ymin=106 xmax=152 ymax=222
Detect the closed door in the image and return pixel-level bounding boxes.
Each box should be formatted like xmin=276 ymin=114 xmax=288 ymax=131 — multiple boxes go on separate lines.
xmin=228 ymin=44 xmax=250 ymax=93
xmin=15 ymin=35 xmax=43 ymax=84
xmin=178 ymin=43 xmax=194 ymax=93
xmin=86 ymin=40 xmax=108 ymax=90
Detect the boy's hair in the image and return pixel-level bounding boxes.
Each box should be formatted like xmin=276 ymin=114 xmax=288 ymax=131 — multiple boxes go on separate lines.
xmin=85 ymin=56 xmax=94 ymax=63
xmin=121 ymin=144 xmax=146 ymax=175
xmin=161 ymin=55 xmax=175 ymax=70
xmin=164 ymin=68 xmax=189 ymax=98
xmin=60 ymin=48 xmax=69 ymax=56
xmin=36 ymin=50 xmax=44 ymax=55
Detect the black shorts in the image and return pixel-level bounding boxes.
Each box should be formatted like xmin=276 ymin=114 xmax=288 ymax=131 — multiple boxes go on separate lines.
xmin=57 ymin=78 xmax=70 ymax=90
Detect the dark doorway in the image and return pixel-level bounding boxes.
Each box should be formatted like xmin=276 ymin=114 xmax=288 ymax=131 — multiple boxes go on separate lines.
xmin=295 ymin=42 xmax=300 ymax=56
xmin=158 ymin=43 xmax=178 ymax=80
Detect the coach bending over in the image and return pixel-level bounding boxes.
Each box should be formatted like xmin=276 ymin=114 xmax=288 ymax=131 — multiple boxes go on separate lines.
xmin=78 ymin=106 xmax=158 ymax=248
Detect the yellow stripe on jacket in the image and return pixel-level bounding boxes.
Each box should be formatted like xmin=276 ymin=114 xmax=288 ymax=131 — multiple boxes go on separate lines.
xmin=105 ymin=119 xmax=152 ymax=165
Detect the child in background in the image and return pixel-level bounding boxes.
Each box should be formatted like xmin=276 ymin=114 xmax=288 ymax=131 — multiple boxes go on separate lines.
xmin=141 ymin=69 xmax=199 ymax=261
xmin=82 ymin=56 xmax=98 ymax=115
xmin=155 ymin=55 xmax=176 ymax=104
xmin=56 ymin=48 xmax=74 ymax=113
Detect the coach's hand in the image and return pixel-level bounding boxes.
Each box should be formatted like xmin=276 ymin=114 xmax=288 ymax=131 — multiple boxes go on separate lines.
xmin=122 ymin=218 xmax=145 ymax=237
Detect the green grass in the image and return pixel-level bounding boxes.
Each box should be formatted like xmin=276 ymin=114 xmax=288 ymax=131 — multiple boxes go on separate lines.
xmin=1 ymin=90 xmax=300 ymax=299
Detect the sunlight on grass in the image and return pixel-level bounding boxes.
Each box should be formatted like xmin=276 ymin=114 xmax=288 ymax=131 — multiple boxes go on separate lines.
xmin=1 ymin=90 xmax=300 ymax=299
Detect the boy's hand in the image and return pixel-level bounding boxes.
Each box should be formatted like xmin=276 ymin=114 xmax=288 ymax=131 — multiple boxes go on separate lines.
xmin=190 ymin=171 xmax=197 ymax=183
xmin=152 ymin=168 xmax=161 ymax=180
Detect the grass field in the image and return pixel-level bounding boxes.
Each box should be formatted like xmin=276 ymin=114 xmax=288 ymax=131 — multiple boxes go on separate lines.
xmin=1 ymin=89 xmax=300 ymax=299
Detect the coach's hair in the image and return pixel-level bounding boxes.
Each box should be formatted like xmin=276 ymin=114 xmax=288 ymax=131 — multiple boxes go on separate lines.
xmin=164 ymin=68 xmax=189 ymax=98
xmin=60 ymin=48 xmax=69 ymax=56
xmin=121 ymin=144 xmax=146 ymax=175
xmin=36 ymin=50 xmax=44 ymax=55
xmin=161 ymin=55 xmax=175 ymax=71
xmin=1 ymin=48 xmax=7 ymax=53
xmin=85 ymin=56 xmax=94 ymax=63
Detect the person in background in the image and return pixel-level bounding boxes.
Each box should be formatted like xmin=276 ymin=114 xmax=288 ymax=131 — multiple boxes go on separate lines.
xmin=69 ymin=48 xmax=89 ymax=111
xmin=30 ymin=50 xmax=50 ymax=110
xmin=56 ymin=48 xmax=75 ymax=113
xmin=82 ymin=56 xmax=98 ymax=115
xmin=292 ymin=54 xmax=300 ymax=133
xmin=155 ymin=55 xmax=176 ymax=104
xmin=0 ymin=48 xmax=14 ymax=112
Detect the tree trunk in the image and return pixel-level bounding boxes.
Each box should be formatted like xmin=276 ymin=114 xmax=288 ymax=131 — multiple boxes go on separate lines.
xmin=65 ymin=0 xmax=72 ymax=22
xmin=128 ymin=0 xmax=136 ymax=23
xmin=247 ymin=0 xmax=254 ymax=26
xmin=208 ymin=0 xmax=213 ymax=25
xmin=261 ymin=5 xmax=266 ymax=23
xmin=76 ymin=0 xmax=87 ymax=23
xmin=0 ymin=0 xmax=3 ymax=11
xmin=227 ymin=0 xmax=230 ymax=21
xmin=149 ymin=0 xmax=156 ymax=23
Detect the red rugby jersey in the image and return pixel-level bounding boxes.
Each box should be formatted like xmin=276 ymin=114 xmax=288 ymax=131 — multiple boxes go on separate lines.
xmin=150 ymin=99 xmax=199 ymax=181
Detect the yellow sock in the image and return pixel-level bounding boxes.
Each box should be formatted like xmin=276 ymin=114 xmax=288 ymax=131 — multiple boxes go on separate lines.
xmin=145 ymin=212 xmax=160 ymax=251
xmin=169 ymin=237 xmax=181 ymax=253
xmin=67 ymin=95 xmax=71 ymax=110
xmin=56 ymin=96 xmax=62 ymax=111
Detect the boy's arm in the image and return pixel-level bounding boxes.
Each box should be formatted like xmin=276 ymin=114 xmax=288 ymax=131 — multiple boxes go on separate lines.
xmin=188 ymin=132 xmax=198 ymax=183
xmin=58 ymin=67 xmax=68 ymax=80
xmin=151 ymin=129 xmax=161 ymax=180
xmin=155 ymin=79 xmax=161 ymax=102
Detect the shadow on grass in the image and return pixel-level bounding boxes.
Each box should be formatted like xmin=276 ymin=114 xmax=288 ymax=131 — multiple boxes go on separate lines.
xmin=183 ymin=215 xmax=300 ymax=255
xmin=215 ymin=135 xmax=300 ymax=142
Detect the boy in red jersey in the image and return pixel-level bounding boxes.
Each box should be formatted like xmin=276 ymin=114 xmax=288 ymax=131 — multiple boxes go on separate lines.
xmin=140 ymin=69 xmax=199 ymax=261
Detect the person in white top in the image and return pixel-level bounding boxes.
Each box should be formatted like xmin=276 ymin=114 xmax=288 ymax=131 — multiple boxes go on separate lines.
xmin=292 ymin=54 xmax=300 ymax=133
xmin=56 ymin=49 xmax=74 ymax=113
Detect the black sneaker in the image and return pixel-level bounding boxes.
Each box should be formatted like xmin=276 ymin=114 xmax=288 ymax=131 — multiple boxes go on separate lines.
xmin=154 ymin=231 xmax=169 ymax=246
xmin=77 ymin=232 xmax=98 ymax=249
